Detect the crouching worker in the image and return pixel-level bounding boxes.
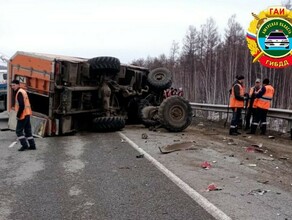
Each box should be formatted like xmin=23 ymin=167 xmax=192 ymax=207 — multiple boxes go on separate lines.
xmin=229 ymin=75 xmax=247 ymax=135
xmin=11 ymin=79 xmax=36 ymax=151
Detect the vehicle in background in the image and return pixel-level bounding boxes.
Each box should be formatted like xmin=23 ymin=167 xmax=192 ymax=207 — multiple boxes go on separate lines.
xmin=265 ymin=30 xmax=290 ymax=49
xmin=7 ymin=51 xmax=193 ymax=136
xmin=0 ymin=52 xmax=8 ymax=112
xmin=0 ymin=68 xmax=7 ymax=112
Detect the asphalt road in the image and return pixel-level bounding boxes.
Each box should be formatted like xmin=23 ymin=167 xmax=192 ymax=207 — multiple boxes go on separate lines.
xmin=0 ymin=116 xmax=215 ymax=220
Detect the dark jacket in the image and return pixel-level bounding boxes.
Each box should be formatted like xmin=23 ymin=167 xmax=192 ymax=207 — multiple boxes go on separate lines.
xmin=232 ymin=80 xmax=244 ymax=101
xmin=15 ymin=88 xmax=25 ymax=118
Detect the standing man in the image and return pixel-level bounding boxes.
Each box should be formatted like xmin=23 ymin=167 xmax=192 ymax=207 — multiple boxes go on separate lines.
xmin=244 ymin=78 xmax=261 ymax=130
xmin=248 ymin=78 xmax=274 ymax=135
xmin=11 ymin=79 xmax=36 ymax=151
xmin=229 ymin=75 xmax=247 ymax=135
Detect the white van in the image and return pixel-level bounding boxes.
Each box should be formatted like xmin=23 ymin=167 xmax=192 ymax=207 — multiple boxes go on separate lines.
xmin=0 ymin=67 xmax=7 ymax=111
xmin=0 ymin=68 xmax=7 ymax=88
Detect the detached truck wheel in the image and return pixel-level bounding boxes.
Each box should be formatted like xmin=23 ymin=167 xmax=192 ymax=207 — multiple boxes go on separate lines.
xmin=147 ymin=67 xmax=172 ymax=90
xmin=158 ymin=96 xmax=193 ymax=132
xmin=92 ymin=116 xmax=125 ymax=132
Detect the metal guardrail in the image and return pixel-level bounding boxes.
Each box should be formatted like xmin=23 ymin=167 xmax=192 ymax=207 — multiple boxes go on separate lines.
xmin=190 ymin=102 xmax=292 ymax=138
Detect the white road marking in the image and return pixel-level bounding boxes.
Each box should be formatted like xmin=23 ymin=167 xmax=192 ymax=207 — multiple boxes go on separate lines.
xmin=119 ymin=132 xmax=232 ymax=220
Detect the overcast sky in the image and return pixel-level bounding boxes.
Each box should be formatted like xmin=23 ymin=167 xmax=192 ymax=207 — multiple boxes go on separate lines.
xmin=0 ymin=0 xmax=284 ymax=64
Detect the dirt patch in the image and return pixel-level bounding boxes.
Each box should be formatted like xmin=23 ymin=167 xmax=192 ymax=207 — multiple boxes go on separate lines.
xmin=132 ymin=117 xmax=292 ymax=192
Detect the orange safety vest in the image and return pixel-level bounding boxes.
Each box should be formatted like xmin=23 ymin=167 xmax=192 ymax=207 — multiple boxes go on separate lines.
xmin=15 ymin=88 xmax=32 ymax=120
xmin=248 ymin=86 xmax=260 ymax=108
xmin=229 ymin=83 xmax=244 ymax=108
xmin=256 ymin=85 xmax=274 ymax=110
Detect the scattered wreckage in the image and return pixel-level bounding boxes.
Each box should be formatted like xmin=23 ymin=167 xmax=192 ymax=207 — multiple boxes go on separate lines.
xmin=7 ymin=52 xmax=193 ymax=136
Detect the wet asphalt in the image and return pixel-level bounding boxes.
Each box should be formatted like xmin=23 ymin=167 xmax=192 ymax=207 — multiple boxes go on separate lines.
xmin=0 ymin=115 xmax=214 ymax=220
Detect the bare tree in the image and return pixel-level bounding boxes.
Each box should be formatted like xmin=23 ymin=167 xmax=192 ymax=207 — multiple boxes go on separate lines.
xmin=130 ymin=11 xmax=292 ymax=110
xmin=181 ymin=25 xmax=197 ymax=100
xmin=198 ymin=18 xmax=220 ymax=103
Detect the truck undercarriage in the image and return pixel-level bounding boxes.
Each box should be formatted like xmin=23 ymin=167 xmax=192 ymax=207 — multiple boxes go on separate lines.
xmin=8 ymin=52 xmax=192 ymax=136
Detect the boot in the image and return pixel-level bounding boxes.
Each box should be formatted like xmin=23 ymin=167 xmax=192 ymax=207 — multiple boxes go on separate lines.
xmin=229 ymin=128 xmax=238 ymax=136
xmin=27 ymin=138 xmax=36 ymax=150
xmin=235 ymin=128 xmax=241 ymax=135
xmin=27 ymin=146 xmax=36 ymax=150
xmin=260 ymin=125 xmax=266 ymax=135
xmin=18 ymin=145 xmax=28 ymax=151
xmin=246 ymin=124 xmax=257 ymax=134
xmin=18 ymin=138 xmax=28 ymax=151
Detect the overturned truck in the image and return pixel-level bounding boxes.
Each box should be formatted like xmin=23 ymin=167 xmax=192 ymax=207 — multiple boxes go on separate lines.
xmin=7 ymin=51 xmax=192 ymax=136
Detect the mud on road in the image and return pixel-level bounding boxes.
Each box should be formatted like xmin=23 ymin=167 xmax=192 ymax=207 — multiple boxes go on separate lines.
xmin=122 ymin=117 xmax=292 ymax=220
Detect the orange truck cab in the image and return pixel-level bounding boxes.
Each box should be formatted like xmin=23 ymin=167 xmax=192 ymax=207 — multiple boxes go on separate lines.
xmin=8 ymin=51 xmax=90 ymax=136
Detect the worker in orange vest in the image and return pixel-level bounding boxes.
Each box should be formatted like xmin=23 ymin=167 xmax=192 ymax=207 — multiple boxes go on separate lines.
xmin=11 ymin=79 xmax=36 ymax=151
xmin=244 ymin=78 xmax=261 ymax=130
xmin=247 ymin=78 xmax=274 ymax=135
xmin=229 ymin=75 xmax=247 ymax=135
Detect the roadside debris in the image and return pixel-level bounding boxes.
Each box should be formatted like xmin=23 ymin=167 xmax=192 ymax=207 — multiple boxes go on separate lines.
xmin=136 ymin=154 xmax=144 ymax=158
xmin=201 ymin=161 xmax=212 ymax=169
xmin=248 ymin=189 xmax=270 ymax=196
xmin=279 ymin=156 xmax=289 ymax=160
xmin=121 ymin=138 xmax=126 ymax=143
xmin=257 ymin=180 xmax=269 ymax=184
xmin=225 ymin=138 xmax=236 ymax=145
xmin=268 ymin=136 xmax=275 ymax=139
xmin=257 ymin=157 xmax=274 ymax=161
xmin=247 ymin=164 xmax=257 ymax=167
xmin=158 ymin=142 xmax=197 ymax=154
xmin=119 ymin=166 xmax=130 ymax=170
xmin=198 ymin=122 xmax=204 ymax=127
xmin=8 ymin=140 xmax=17 ymax=148
xmin=204 ymin=131 xmax=219 ymax=135
xmin=206 ymin=183 xmax=222 ymax=191
xmin=245 ymin=144 xmax=264 ymax=153
xmin=141 ymin=133 xmax=148 ymax=139
xmin=0 ymin=128 xmax=9 ymax=131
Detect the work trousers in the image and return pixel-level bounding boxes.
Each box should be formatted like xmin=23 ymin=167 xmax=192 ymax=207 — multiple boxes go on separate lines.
xmin=230 ymin=107 xmax=242 ymax=130
xmin=245 ymin=107 xmax=256 ymax=129
xmin=251 ymin=108 xmax=268 ymax=134
xmin=16 ymin=115 xmax=35 ymax=147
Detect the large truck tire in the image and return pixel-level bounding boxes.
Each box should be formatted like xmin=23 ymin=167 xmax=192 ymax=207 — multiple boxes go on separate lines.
xmin=88 ymin=56 xmax=121 ymax=75
xmin=158 ymin=96 xmax=193 ymax=132
xmin=141 ymin=106 xmax=160 ymax=128
xmin=92 ymin=116 xmax=125 ymax=132
xmin=147 ymin=67 xmax=172 ymax=90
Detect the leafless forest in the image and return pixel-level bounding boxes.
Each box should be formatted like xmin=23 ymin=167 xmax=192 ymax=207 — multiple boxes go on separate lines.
xmin=131 ymin=15 xmax=292 ymax=110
